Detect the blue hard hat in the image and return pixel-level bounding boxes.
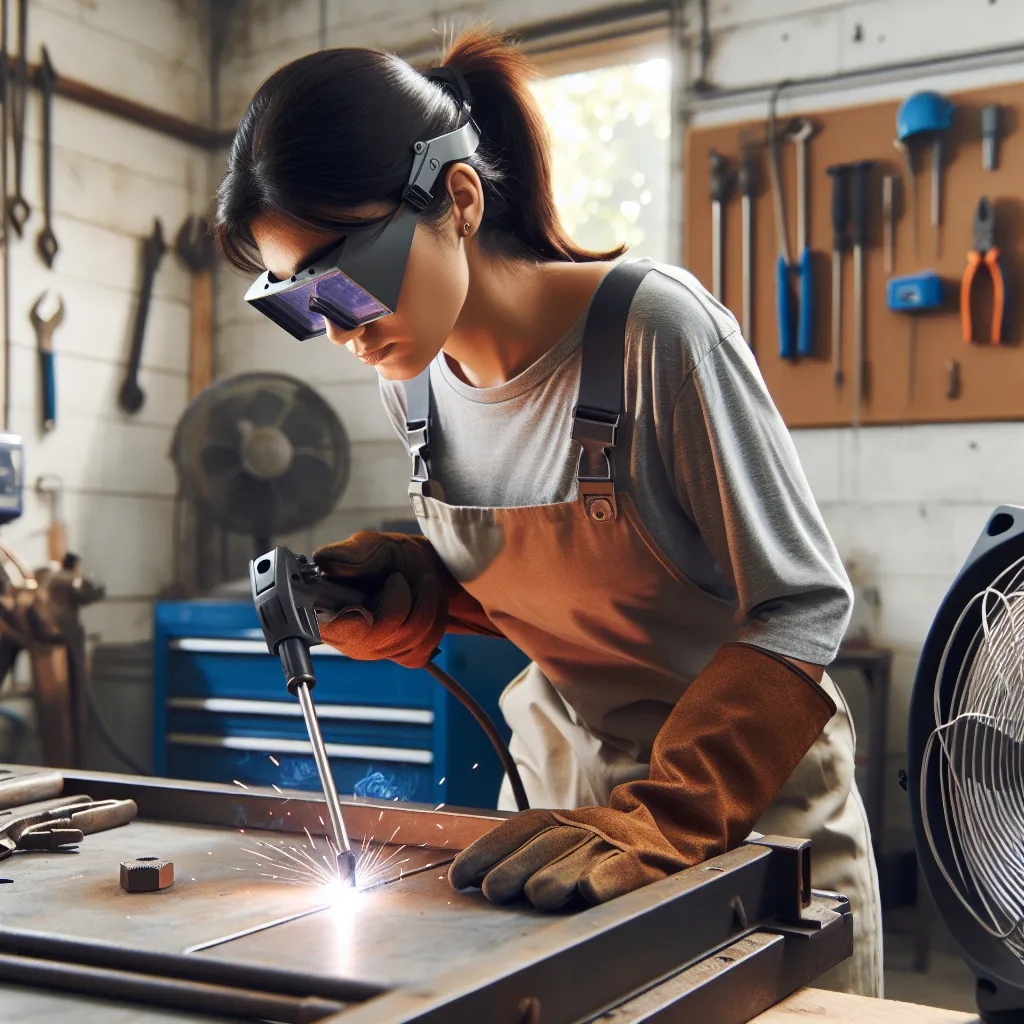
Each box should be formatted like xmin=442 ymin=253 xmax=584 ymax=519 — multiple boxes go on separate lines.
xmin=897 ymin=91 xmax=954 ymax=140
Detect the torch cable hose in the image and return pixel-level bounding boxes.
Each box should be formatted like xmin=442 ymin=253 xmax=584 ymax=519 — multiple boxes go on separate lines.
xmin=425 ymin=661 xmax=530 ymax=812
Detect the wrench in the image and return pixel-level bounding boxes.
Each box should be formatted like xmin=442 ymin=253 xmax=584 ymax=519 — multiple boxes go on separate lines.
xmin=36 ymin=46 xmax=59 ymax=267
xmin=8 ymin=0 xmax=30 ymax=235
xmin=30 ymin=292 xmax=64 ymax=433
xmin=175 ymin=215 xmax=214 ymax=399
xmin=118 ymin=219 xmax=166 ymax=414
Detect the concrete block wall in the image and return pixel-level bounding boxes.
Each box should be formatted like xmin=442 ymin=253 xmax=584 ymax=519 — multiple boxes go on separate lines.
xmin=1 ymin=0 xmax=211 ymax=643
xmin=214 ymin=0 xmax=1024 ymax=840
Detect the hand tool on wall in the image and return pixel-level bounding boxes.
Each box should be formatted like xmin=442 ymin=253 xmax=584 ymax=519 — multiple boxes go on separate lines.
xmin=30 ymin=292 xmax=63 ymax=433
xmin=826 ymin=164 xmax=850 ymax=389
xmin=7 ymin=0 xmax=29 ymax=235
xmin=960 ymin=196 xmax=1006 ymax=346
xmin=736 ymin=135 xmax=758 ymax=347
xmin=708 ymin=149 xmax=732 ymax=302
xmin=36 ymin=46 xmax=59 ymax=268
xmin=896 ymin=91 xmax=953 ymax=260
xmin=886 ymin=271 xmax=943 ymax=406
xmin=981 ymin=105 xmax=1002 ymax=171
xmin=767 ymin=92 xmax=794 ymax=359
xmin=790 ymin=118 xmax=816 ymax=358
xmin=175 ymin=215 xmax=214 ymax=399
xmin=35 ymin=475 xmax=66 ymax=564
xmin=850 ymin=160 xmax=874 ymax=424
xmin=882 ymin=173 xmax=897 ymax=275
xmin=118 ymin=219 xmax=166 ymax=414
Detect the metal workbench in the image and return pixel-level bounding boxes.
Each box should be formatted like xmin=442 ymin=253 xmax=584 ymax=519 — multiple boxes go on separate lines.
xmin=0 ymin=766 xmax=853 ymax=1023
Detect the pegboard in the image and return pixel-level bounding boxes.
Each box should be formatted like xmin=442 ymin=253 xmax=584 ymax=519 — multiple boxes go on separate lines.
xmin=685 ymin=82 xmax=1024 ymax=428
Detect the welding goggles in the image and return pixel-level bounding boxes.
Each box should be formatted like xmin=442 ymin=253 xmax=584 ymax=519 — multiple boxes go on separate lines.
xmin=244 ymin=74 xmax=481 ymax=341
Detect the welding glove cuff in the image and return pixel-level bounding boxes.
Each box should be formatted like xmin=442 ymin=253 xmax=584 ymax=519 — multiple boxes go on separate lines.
xmin=449 ymin=642 xmax=836 ymax=909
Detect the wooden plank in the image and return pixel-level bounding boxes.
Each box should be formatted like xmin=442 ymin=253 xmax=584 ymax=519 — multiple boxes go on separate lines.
xmin=754 ymin=988 xmax=980 ymax=1023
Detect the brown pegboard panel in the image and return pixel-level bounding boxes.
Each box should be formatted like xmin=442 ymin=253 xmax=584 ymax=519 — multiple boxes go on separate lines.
xmin=685 ymin=82 xmax=1024 ymax=427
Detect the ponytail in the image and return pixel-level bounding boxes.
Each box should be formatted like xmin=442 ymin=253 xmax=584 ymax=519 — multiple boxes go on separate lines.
xmin=439 ymin=26 xmax=625 ymax=263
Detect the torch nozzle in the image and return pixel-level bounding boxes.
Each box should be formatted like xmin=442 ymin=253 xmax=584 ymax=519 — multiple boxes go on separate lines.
xmin=337 ymin=849 xmax=357 ymax=889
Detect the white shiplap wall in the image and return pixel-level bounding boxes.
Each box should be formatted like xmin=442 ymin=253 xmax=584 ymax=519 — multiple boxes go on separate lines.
xmin=214 ymin=0 xmax=1024 ymax=840
xmin=2 ymin=0 xmax=211 ymax=643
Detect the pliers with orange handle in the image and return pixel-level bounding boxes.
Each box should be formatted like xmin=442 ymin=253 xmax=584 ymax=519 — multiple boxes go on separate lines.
xmin=960 ymin=197 xmax=1006 ymax=344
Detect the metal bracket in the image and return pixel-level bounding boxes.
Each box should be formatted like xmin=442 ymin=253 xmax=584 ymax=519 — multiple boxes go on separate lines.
xmin=572 ymin=411 xmax=619 ymax=523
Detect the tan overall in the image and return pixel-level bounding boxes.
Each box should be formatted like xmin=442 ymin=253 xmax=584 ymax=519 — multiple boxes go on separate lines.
xmin=402 ymin=261 xmax=883 ymax=996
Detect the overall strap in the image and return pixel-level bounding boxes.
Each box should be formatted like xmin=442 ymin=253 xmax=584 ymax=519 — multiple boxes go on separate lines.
xmin=573 ymin=259 xmax=653 ymax=523
xmin=402 ymin=366 xmax=435 ymax=518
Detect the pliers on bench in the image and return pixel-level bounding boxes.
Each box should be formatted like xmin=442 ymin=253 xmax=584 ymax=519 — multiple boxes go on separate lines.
xmin=961 ymin=196 xmax=1006 ymax=344
xmin=0 ymin=795 xmax=137 ymax=860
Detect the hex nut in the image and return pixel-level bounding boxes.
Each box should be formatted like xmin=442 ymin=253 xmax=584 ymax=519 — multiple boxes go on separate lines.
xmin=120 ymin=857 xmax=174 ymax=892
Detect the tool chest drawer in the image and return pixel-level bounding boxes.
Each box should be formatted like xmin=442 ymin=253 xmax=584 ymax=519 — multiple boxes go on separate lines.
xmin=154 ymin=600 xmax=529 ymax=810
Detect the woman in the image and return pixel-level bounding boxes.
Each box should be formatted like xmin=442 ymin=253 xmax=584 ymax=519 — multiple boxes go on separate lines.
xmin=215 ymin=27 xmax=882 ymax=996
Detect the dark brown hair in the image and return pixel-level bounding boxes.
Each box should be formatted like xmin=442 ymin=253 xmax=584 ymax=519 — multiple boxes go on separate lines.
xmin=214 ymin=25 xmax=625 ymax=273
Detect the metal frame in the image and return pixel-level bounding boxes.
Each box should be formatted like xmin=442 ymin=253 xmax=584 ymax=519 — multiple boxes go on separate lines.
xmin=2 ymin=767 xmax=852 ymax=1023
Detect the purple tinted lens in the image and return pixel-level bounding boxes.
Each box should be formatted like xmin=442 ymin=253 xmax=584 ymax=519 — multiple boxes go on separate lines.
xmin=256 ymin=270 xmax=391 ymax=338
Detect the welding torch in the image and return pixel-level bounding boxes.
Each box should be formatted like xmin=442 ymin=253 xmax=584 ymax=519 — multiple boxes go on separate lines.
xmin=250 ymin=546 xmax=531 ymax=888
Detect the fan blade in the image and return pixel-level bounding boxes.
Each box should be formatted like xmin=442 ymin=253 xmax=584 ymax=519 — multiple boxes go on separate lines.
xmin=242 ymin=388 xmax=287 ymax=428
xmin=277 ymin=454 xmax=334 ymax=509
xmin=280 ymin=401 xmax=325 ymax=448
xmin=199 ymin=444 xmax=241 ymax=477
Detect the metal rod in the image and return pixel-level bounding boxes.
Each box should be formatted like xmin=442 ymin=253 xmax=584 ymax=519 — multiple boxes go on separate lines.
xmin=741 ymin=193 xmax=752 ymax=341
xmin=931 ymin=135 xmax=942 ymax=259
xmin=852 ymin=245 xmax=864 ymax=426
xmin=883 ymin=173 xmax=894 ymax=274
xmin=711 ymin=202 xmax=722 ymax=299
xmin=295 ymin=681 xmax=352 ymax=864
xmin=831 ymin=251 xmax=843 ymax=389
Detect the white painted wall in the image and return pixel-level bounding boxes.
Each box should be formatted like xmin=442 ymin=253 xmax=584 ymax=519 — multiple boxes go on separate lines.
xmin=1 ymin=0 xmax=211 ymax=643
xmin=213 ymin=0 xmax=1024 ymax=840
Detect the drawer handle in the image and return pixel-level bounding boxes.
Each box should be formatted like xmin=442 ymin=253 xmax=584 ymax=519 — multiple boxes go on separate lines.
xmin=167 ymin=732 xmax=433 ymax=765
xmin=167 ymin=697 xmax=433 ymax=725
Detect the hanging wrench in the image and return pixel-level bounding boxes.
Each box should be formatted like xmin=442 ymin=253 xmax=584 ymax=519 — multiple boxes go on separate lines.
xmin=8 ymin=0 xmax=30 ymax=235
xmin=30 ymin=292 xmax=64 ymax=433
xmin=36 ymin=46 xmax=59 ymax=267
xmin=118 ymin=219 xmax=166 ymax=414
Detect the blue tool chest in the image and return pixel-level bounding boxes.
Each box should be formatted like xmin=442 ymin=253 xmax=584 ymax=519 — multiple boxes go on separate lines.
xmin=153 ymin=601 xmax=529 ymax=810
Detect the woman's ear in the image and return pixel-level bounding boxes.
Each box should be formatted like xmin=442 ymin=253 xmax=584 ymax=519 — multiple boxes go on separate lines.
xmin=445 ymin=162 xmax=485 ymax=239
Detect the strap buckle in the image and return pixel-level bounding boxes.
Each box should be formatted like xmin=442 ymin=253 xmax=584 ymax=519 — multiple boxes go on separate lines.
xmin=572 ymin=408 xmax=618 ymax=523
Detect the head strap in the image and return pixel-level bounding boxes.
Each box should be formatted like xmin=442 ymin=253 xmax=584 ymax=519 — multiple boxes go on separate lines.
xmin=425 ymin=65 xmax=473 ymax=115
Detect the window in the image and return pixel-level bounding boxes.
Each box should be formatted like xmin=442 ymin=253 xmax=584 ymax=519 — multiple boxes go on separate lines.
xmin=531 ymin=56 xmax=672 ymax=263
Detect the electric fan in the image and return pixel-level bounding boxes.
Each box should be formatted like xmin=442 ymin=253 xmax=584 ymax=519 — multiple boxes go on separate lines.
xmin=908 ymin=504 xmax=1024 ymax=1022
xmin=171 ymin=373 xmax=350 ymax=554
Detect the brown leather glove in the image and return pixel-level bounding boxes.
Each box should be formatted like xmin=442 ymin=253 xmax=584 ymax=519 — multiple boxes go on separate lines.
xmin=312 ymin=531 xmax=503 ymax=669
xmin=448 ymin=642 xmax=836 ymax=910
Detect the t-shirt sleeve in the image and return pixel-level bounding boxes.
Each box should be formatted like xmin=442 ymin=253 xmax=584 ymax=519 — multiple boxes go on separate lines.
xmin=669 ymin=329 xmax=853 ymax=665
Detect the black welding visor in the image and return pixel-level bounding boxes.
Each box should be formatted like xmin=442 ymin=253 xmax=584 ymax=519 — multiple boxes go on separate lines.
xmin=244 ymin=118 xmax=480 ymax=341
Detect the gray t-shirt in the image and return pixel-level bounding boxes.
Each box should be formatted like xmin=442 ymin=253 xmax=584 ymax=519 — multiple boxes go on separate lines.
xmin=379 ymin=261 xmax=852 ymax=666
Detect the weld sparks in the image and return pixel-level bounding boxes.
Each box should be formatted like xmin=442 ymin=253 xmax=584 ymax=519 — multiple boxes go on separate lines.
xmin=240 ymin=826 xmax=409 ymax=894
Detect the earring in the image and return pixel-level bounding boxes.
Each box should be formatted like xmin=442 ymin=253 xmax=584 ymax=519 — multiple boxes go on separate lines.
xmin=462 ymin=222 xmax=471 ymax=235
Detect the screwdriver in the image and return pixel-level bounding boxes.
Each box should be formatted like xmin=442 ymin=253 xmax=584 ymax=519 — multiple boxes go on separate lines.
xmin=826 ymin=164 xmax=850 ymax=390
xmin=850 ymin=160 xmax=874 ymax=425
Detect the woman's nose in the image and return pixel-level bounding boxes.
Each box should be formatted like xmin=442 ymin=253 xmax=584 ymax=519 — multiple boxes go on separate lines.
xmin=325 ymin=320 xmax=365 ymax=347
